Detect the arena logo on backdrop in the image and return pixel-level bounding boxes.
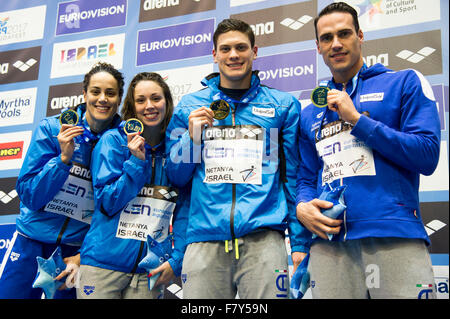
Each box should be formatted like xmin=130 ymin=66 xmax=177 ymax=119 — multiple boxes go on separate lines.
xmin=139 ymin=0 xmax=216 ymax=22
xmin=50 ymin=33 xmax=125 ymax=78
xmin=362 ymin=30 xmax=442 ymax=76
xmin=231 ymin=1 xmax=316 ymax=48
xmin=47 ymin=82 xmax=84 ymax=117
xmin=253 ymin=50 xmax=316 ymax=92
xmin=0 ymin=178 xmax=20 ymax=216
xmin=0 ymin=88 xmax=37 ymax=128
xmin=137 ymin=19 xmax=214 ymax=66
xmin=56 ymin=0 xmax=127 ymax=35
xmin=342 ymin=0 xmax=440 ymax=32
xmin=0 ymin=6 xmax=46 ymax=46
xmin=0 ymin=47 xmax=41 ymax=85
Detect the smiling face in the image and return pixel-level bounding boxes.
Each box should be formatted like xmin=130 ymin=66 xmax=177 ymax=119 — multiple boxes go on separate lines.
xmin=83 ymin=71 xmax=120 ymax=131
xmin=213 ymin=30 xmax=258 ymax=89
xmin=316 ymin=11 xmax=364 ymax=83
xmin=134 ymin=80 xmax=166 ymax=130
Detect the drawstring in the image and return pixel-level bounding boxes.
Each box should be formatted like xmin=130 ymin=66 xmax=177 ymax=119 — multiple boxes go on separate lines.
xmin=224 ymin=239 xmax=240 ymax=259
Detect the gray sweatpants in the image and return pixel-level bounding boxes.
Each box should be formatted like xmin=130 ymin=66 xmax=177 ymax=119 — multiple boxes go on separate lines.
xmin=182 ymin=229 xmax=289 ymax=299
xmin=76 ymin=264 xmax=163 ymax=299
xmin=309 ymin=237 xmax=437 ymax=299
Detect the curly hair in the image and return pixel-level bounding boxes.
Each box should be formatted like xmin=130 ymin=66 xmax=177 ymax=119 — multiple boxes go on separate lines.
xmin=82 ymin=62 xmax=125 ymax=101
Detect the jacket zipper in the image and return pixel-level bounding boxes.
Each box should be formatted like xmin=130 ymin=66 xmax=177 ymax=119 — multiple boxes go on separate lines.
xmin=56 ymin=217 xmax=70 ymax=245
xmin=131 ymin=150 xmax=156 ymax=273
xmin=230 ymin=107 xmax=236 ymax=240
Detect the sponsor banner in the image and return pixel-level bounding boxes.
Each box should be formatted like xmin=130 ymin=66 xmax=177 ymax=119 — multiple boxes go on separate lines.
xmin=159 ymin=64 xmax=213 ymax=106
xmin=362 ymin=30 xmax=442 ymax=76
xmin=0 ymin=131 xmax=31 ymax=171
xmin=421 ymin=201 xmax=449 ymax=254
xmin=56 ymin=0 xmax=127 ymax=36
xmin=420 ymin=141 xmax=449 ymax=193
xmin=433 ymin=266 xmax=449 ymax=299
xmin=139 ymin=0 xmax=216 ymax=22
xmin=0 ymin=224 xmax=16 ymax=263
xmin=137 ymin=19 xmax=214 ymax=66
xmin=47 ymin=82 xmax=84 ymax=117
xmin=50 ymin=33 xmax=125 ymax=78
xmin=344 ymin=0 xmax=441 ymax=32
xmin=231 ymin=1 xmax=316 ymax=48
xmin=253 ymin=50 xmax=316 ymax=92
xmin=0 ymin=88 xmax=37 ymax=128
xmin=0 ymin=177 xmax=19 ymax=216
xmin=0 ymin=5 xmax=46 ymax=46
xmin=0 ymin=46 xmax=41 ymax=85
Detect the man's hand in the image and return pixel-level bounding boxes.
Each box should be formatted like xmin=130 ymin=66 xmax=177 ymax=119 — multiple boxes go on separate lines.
xmin=150 ymin=261 xmax=175 ymax=289
xmin=188 ymin=107 xmax=214 ymax=144
xmin=55 ymin=253 xmax=80 ymax=290
xmin=291 ymin=251 xmax=308 ymax=274
xmin=327 ymin=89 xmax=361 ymax=125
xmin=296 ymin=199 xmax=342 ymax=240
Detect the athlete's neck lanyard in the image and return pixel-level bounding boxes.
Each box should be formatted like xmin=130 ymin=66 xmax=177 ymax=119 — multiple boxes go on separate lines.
xmin=211 ymin=76 xmax=261 ymax=107
xmin=77 ymin=113 xmax=100 ymax=144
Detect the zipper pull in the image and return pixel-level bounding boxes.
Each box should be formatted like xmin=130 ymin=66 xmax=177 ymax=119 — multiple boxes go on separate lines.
xmin=231 ymin=107 xmax=236 ymax=127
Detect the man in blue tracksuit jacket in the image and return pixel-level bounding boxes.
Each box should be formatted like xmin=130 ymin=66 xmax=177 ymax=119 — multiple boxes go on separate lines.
xmin=165 ymin=18 xmax=309 ymax=299
xmin=296 ymin=2 xmax=441 ymax=299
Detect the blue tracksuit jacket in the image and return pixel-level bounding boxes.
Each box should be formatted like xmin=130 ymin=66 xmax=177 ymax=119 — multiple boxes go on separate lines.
xmin=297 ymin=64 xmax=441 ymax=244
xmin=80 ymin=124 xmax=188 ymax=275
xmin=165 ymin=71 xmax=309 ymax=253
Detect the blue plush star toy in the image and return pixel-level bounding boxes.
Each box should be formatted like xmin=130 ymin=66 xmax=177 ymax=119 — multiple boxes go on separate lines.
xmin=32 ymin=246 xmax=66 ymax=299
xmin=138 ymin=234 xmax=173 ymax=290
xmin=312 ymin=184 xmax=347 ymax=240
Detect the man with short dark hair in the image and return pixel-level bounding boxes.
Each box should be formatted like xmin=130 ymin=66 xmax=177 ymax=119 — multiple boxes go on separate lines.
xmin=296 ymin=2 xmax=440 ymax=298
xmin=166 ymin=18 xmax=308 ymax=298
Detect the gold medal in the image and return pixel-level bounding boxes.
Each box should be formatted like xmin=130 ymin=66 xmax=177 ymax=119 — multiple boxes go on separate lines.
xmin=210 ymin=100 xmax=230 ymax=120
xmin=311 ymin=86 xmax=329 ymax=108
xmin=59 ymin=109 xmax=79 ymax=125
xmin=123 ymin=118 xmax=144 ymax=135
